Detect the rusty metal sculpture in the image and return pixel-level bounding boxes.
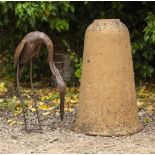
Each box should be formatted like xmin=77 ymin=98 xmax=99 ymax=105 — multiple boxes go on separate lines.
xmin=14 ymin=31 xmax=66 ymax=131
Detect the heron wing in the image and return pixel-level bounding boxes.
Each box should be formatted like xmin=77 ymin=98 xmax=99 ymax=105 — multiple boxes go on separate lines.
xmin=14 ymin=39 xmax=27 ymax=67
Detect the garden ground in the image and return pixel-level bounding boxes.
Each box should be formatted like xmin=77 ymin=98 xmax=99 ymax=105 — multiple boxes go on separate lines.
xmin=0 ymin=82 xmax=154 ymax=153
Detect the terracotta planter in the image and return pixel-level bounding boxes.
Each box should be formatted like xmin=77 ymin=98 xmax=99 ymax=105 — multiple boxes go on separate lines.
xmin=73 ymin=19 xmax=143 ymax=136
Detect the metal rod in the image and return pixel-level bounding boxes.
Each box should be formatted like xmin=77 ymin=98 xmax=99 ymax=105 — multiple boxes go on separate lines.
xmin=30 ymin=59 xmax=42 ymax=130
xmin=16 ymin=60 xmax=27 ymax=130
xmin=30 ymin=59 xmax=33 ymax=89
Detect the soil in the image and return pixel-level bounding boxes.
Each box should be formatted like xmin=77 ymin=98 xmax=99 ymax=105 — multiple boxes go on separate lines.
xmin=0 ymin=108 xmax=155 ymax=154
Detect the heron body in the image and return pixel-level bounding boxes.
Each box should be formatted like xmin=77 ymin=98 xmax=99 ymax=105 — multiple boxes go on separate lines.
xmin=14 ymin=31 xmax=66 ymax=129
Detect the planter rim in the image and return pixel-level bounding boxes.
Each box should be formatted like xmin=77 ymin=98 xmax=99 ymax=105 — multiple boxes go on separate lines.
xmin=94 ymin=19 xmax=120 ymax=22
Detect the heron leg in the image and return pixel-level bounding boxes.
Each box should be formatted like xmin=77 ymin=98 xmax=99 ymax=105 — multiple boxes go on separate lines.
xmin=49 ymin=62 xmax=66 ymax=121
xmin=30 ymin=59 xmax=33 ymax=89
xmin=30 ymin=59 xmax=42 ymax=130
xmin=33 ymin=95 xmax=42 ymax=129
xmin=59 ymin=90 xmax=65 ymax=121
xmin=15 ymin=64 xmax=25 ymax=89
xmin=16 ymin=60 xmax=28 ymax=130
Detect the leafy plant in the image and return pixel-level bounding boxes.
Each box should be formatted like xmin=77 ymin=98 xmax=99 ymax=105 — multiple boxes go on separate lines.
xmin=63 ymin=40 xmax=82 ymax=80
xmin=0 ymin=1 xmax=75 ymax=82
xmin=131 ymin=12 xmax=155 ymax=81
xmin=0 ymin=1 xmax=155 ymax=84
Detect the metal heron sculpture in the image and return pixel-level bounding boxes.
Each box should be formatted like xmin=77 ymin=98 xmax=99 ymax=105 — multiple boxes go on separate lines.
xmin=14 ymin=31 xmax=66 ymax=131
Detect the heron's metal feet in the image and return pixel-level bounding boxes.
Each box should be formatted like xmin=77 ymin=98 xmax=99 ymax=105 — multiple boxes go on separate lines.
xmin=33 ymin=94 xmax=42 ymax=130
xmin=16 ymin=88 xmax=42 ymax=132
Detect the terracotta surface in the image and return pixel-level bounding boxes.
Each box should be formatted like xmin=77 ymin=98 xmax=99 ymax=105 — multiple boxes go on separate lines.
xmin=73 ymin=19 xmax=143 ymax=136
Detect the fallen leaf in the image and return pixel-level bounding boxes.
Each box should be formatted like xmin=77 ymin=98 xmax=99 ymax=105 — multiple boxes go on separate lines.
xmin=38 ymin=104 xmax=49 ymax=110
xmin=143 ymin=118 xmax=150 ymax=123
xmin=9 ymin=120 xmax=17 ymax=126
xmin=146 ymin=105 xmax=154 ymax=114
xmin=42 ymin=111 xmax=51 ymax=116
xmin=137 ymin=100 xmax=145 ymax=108
xmin=29 ymin=107 xmax=36 ymax=112
xmin=38 ymin=102 xmax=44 ymax=105
xmin=8 ymin=119 xmax=17 ymax=125
xmin=0 ymin=99 xmax=4 ymax=103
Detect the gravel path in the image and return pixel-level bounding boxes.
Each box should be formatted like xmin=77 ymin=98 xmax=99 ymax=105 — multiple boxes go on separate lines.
xmin=0 ymin=110 xmax=155 ymax=154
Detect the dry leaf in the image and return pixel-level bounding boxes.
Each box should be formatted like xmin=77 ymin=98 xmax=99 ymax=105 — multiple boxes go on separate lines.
xmin=137 ymin=100 xmax=145 ymax=108
xmin=8 ymin=119 xmax=17 ymax=125
xmin=146 ymin=105 xmax=154 ymax=113
xmin=38 ymin=104 xmax=48 ymax=110
xmin=29 ymin=107 xmax=36 ymax=112
xmin=42 ymin=111 xmax=51 ymax=116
